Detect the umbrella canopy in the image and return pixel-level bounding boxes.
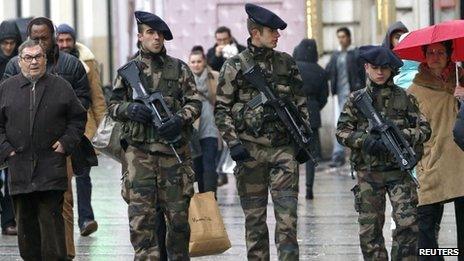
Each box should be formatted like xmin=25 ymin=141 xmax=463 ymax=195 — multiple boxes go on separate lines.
xmin=393 ymin=19 xmax=464 ymax=62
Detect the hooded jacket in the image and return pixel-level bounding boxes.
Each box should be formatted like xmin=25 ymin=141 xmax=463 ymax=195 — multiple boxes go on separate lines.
xmin=382 ymin=21 xmax=408 ymax=50
xmin=0 ymin=20 xmax=22 ymax=78
xmin=293 ymin=39 xmax=328 ymax=128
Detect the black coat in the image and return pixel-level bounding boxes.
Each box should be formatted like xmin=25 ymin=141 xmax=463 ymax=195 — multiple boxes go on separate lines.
xmin=454 ymin=103 xmax=464 ymax=151
xmin=293 ymin=39 xmax=328 ymax=128
xmin=0 ymin=73 xmax=86 ymax=195
xmin=206 ymin=40 xmax=246 ymax=71
xmin=3 ymin=48 xmax=91 ymax=109
xmin=326 ymin=47 xmax=366 ymax=95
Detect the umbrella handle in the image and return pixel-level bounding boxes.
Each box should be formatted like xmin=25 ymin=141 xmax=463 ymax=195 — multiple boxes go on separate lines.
xmin=456 ymin=62 xmax=461 ymax=87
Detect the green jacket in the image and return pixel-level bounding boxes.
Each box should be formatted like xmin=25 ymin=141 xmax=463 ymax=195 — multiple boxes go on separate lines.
xmin=215 ymin=39 xmax=308 ymax=148
xmin=336 ymin=78 xmax=431 ymax=171
xmin=108 ymin=48 xmax=202 ymax=153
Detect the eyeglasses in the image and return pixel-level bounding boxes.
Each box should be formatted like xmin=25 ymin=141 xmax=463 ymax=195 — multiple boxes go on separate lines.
xmin=426 ymin=49 xmax=447 ymax=57
xmin=21 ymin=54 xmax=45 ymax=63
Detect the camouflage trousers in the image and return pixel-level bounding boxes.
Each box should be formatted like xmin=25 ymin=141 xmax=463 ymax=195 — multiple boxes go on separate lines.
xmin=235 ymin=142 xmax=299 ymax=261
xmin=123 ymin=145 xmax=195 ymax=261
xmin=351 ymin=170 xmax=419 ymax=261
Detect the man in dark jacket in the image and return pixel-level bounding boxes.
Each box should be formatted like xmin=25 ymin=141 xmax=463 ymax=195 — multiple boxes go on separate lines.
xmin=2 ymin=17 xmax=90 ymax=259
xmin=0 ymin=19 xmax=22 ymax=236
xmin=293 ymin=38 xmax=328 ymax=199
xmin=206 ymin=26 xmax=246 ymax=71
xmin=0 ymin=39 xmax=86 ymax=260
xmin=2 ymin=17 xmax=90 ymax=109
xmin=326 ymin=27 xmax=365 ymax=167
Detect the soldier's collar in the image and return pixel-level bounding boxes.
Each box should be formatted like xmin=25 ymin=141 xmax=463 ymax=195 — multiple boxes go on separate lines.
xmin=247 ymin=38 xmax=273 ymax=60
xmin=139 ymin=46 xmax=167 ymax=66
xmin=366 ymin=78 xmax=394 ymax=95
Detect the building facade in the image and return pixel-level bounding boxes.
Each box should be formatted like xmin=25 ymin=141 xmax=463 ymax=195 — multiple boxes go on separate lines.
xmin=0 ymin=0 xmax=462 ymax=157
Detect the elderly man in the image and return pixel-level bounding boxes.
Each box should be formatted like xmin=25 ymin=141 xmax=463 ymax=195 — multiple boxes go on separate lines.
xmin=56 ymin=23 xmax=106 ymax=237
xmin=0 ymin=39 xmax=86 ymax=260
xmin=3 ymin=17 xmax=91 ymax=259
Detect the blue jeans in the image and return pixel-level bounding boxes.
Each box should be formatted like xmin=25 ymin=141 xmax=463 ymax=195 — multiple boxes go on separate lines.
xmin=74 ymin=166 xmax=95 ymax=228
xmin=193 ymin=137 xmax=218 ymax=193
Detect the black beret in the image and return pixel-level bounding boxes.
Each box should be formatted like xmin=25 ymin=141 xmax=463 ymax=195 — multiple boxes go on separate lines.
xmin=359 ymin=45 xmax=403 ymax=70
xmin=245 ymin=3 xmax=287 ymax=30
xmin=135 ymin=11 xmax=173 ymax=40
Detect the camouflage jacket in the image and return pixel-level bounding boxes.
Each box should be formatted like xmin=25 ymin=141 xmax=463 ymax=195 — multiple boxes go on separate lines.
xmin=336 ymin=79 xmax=431 ymax=171
xmin=108 ymin=48 xmax=202 ymax=153
xmin=215 ymin=39 xmax=308 ymax=148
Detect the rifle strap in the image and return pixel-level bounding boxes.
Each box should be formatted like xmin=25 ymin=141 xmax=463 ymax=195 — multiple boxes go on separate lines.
xmin=237 ymin=50 xmax=288 ymax=87
xmin=237 ymin=50 xmax=280 ymax=99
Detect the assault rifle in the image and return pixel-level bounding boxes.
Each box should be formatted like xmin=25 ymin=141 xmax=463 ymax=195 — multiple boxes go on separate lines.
xmin=354 ymin=90 xmax=419 ymax=187
xmin=118 ymin=61 xmax=182 ymax=163
xmin=239 ymin=56 xmax=316 ymax=164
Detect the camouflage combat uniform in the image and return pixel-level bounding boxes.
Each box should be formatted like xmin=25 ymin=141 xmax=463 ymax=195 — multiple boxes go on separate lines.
xmin=215 ymin=39 xmax=307 ymax=261
xmin=109 ymin=48 xmax=202 ymax=260
xmin=336 ymin=79 xmax=431 ymax=261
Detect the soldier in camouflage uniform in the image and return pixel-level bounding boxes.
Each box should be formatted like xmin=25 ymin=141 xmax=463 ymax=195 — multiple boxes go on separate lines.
xmin=336 ymin=46 xmax=431 ymax=261
xmin=108 ymin=11 xmax=201 ymax=260
xmin=215 ymin=4 xmax=309 ymax=260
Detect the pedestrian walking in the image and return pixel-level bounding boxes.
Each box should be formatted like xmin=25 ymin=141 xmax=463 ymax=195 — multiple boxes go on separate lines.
xmin=108 ymin=11 xmax=201 ymax=260
xmin=0 ymin=19 xmax=22 ymax=236
xmin=2 ymin=17 xmax=91 ymax=260
xmin=188 ymin=45 xmax=220 ymax=194
xmin=407 ymin=40 xmax=464 ymax=260
xmin=292 ymin=38 xmax=328 ymax=199
xmin=336 ymin=45 xmax=431 ymax=260
xmin=0 ymin=39 xmax=86 ymax=260
xmin=326 ymin=27 xmax=365 ymax=167
xmin=56 ymin=23 xmax=106 ymax=237
xmin=215 ymin=4 xmax=310 ymax=260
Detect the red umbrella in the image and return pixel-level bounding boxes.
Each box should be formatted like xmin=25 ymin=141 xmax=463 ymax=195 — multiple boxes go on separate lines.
xmin=393 ymin=19 xmax=464 ymax=62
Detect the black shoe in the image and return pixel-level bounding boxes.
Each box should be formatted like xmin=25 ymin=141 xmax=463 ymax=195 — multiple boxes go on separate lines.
xmin=305 ymin=190 xmax=314 ymax=200
xmin=217 ymin=174 xmax=228 ymax=187
xmin=80 ymin=220 xmax=98 ymax=236
xmin=1 ymin=225 xmax=17 ymax=236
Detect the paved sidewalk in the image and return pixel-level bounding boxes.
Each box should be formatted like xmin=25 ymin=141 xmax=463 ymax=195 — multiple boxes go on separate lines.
xmin=0 ymin=156 xmax=458 ymax=260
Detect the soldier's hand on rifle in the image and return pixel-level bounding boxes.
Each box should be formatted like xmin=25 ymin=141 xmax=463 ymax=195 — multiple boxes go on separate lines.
xmin=362 ymin=135 xmax=388 ymax=156
xmin=158 ymin=114 xmax=183 ymax=142
xmin=127 ymin=103 xmax=152 ymax=124
xmin=230 ymin=143 xmax=255 ymax=162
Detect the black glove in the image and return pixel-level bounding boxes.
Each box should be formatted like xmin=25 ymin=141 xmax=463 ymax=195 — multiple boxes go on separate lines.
xmin=230 ymin=143 xmax=254 ymax=162
xmin=126 ymin=103 xmax=152 ymax=124
xmin=158 ymin=114 xmax=183 ymax=142
xmin=362 ymin=135 xmax=388 ymax=156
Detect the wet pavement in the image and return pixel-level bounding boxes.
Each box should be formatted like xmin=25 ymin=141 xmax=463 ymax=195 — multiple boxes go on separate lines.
xmin=0 ymin=155 xmax=458 ymax=260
